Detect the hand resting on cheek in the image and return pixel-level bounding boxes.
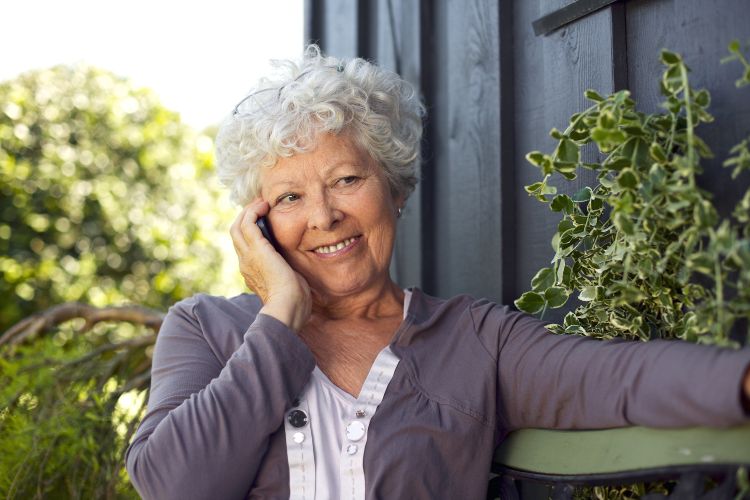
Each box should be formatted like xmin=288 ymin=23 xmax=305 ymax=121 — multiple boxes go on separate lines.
xmin=229 ymin=198 xmax=312 ymax=332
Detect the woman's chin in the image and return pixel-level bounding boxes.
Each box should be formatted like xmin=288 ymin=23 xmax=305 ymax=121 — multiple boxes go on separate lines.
xmin=308 ymin=273 xmax=389 ymax=302
xmin=312 ymin=281 xmax=368 ymax=300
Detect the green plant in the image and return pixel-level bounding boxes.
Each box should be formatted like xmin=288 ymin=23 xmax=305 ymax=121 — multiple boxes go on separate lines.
xmin=0 ymin=65 xmax=237 ymax=333
xmin=515 ymin=43 xmax=750 ymax=349
xmin=0 ymin=313 xmax=156 ymax=499
xmin=0 ymin=65 xmax=237 ymax=498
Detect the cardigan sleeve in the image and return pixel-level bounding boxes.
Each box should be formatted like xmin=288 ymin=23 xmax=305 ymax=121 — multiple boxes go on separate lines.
xmin=125 ymin=296 xmax=315 ymax=500
xmin=471 ymin=301 xmax=750 ymax=432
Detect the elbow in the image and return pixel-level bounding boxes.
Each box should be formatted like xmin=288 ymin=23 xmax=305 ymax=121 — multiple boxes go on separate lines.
xmin=125 ymin=438 xmax=167 ymax=500
xmin=125 ymin=440 xmax=150 ymax=499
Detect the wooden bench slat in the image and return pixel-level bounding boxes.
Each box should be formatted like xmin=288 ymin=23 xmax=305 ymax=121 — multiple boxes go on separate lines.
xmin=494 ymin=425 xmax=750 ymax=476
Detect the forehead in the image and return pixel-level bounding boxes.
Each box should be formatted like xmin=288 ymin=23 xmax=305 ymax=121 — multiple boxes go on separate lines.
xmin=260 ymin=133 xmax=375 ymax=189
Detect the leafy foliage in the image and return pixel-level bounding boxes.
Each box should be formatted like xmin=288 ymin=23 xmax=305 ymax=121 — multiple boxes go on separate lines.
xmin=0 ymin=65 xmax=234 ymax=332
xmin=0 ymin=321 xmax=152 ymax=499
xmin=0 ymin=65 xmax=239 ymax=498
xmin=516 ymin=43 xmax=750 ymax=348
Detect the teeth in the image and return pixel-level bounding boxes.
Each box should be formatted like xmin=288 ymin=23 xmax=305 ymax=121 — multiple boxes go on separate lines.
xmin=315 ymin=237 xmax=356 ymax=254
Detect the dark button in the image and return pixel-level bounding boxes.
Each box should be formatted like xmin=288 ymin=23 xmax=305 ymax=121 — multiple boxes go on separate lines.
xmin=288 ymin=409 xmax=308 ymax=428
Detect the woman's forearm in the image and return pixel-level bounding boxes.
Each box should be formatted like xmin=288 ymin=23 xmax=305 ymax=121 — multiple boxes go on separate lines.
xmin=488 ymin=305 xmax=750 ymax=429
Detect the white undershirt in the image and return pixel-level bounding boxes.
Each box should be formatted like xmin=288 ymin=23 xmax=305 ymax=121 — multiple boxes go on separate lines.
xmin=284 ymin=290 xmax=411 ymax=500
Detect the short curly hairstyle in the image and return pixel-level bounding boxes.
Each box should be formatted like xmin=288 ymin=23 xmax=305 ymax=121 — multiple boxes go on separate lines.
xmin=215 ymin=45 xmax=425 ymax=205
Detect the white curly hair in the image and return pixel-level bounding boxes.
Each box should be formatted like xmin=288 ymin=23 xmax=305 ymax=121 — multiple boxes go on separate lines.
xmin=215 ymin=45 xmax=425 ymax=205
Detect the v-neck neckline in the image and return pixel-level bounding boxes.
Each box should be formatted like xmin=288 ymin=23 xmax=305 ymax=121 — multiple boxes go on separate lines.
xmin=312 ymin=365 xmax=358 ymax=404
xmin=311 ymin=289 xmax=414 ymax=400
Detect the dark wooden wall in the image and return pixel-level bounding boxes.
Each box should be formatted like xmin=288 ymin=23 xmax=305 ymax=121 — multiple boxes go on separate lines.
xmin=305 ymin=0 xmax=750 ymax=308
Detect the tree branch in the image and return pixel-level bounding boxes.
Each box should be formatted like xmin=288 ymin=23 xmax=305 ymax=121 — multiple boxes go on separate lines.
xmin=0 ymin=302 xmax=164 ymax=347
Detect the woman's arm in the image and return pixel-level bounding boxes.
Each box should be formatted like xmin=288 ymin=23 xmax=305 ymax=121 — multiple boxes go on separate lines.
xmin=125 ymin=297 xmax=315 ymax=500
xmin=472 ymin=301 xmax=750 ymax=431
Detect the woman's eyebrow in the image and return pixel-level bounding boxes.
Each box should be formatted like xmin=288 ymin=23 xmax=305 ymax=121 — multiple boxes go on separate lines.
xmin=322 ymin=161 xmax=368 ymax=174
xmin=264 ymin=161 xmax=368 ymax=191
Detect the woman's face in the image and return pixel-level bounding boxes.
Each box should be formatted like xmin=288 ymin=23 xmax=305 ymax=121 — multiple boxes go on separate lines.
xmin=259 ymin=133 xmax=402 ymax=298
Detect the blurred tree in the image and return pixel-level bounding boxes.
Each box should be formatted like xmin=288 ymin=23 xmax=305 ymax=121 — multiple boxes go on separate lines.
xmin=0 ymin=64 xmax=235 ymax=332
xmin=0 ymin=65 xmax=239 ymax=498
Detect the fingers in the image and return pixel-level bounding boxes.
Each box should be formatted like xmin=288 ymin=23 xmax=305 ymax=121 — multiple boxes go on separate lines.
xmin=227 ymin=201 xmax=312 ymax=330
xmin=230 ymin=199 xmax=271 ymax=249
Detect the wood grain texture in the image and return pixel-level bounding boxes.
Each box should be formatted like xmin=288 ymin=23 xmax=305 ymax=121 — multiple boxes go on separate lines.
xmin=626 ymin=0 xmax=750 ymax=218
xmin=498 ymin=0 xmax=518 ymax=305
xmin=321 ymin=0 xmax=358 ymax=58
xmin=429 ymin=0 xmax=503 ymax=301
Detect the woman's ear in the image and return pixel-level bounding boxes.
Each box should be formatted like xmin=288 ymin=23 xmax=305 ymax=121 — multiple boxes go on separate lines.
xmin=394 ymin=196 xmax=405 ymax=218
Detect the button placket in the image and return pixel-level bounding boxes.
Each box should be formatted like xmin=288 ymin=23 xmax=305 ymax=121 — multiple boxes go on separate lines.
xmin=338 ymin=346 xmax=401 ymax=500
xmin=284 ymin=393 xmax=315 ymax=500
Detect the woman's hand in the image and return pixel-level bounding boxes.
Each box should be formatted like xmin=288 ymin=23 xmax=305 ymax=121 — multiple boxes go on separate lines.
xmin=230 ymin=199 xmax=312 ymax=331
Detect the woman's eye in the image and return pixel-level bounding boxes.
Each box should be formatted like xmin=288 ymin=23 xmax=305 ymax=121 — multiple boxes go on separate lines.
xmin=276 ymin=193 xmax=299 ymax=204
xmin=337 ymin=176 xmax=360 ymax=186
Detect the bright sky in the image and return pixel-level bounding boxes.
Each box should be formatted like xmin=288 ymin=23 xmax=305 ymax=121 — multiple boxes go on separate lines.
xmin=1 ymin=0 xmax=304 ymax=129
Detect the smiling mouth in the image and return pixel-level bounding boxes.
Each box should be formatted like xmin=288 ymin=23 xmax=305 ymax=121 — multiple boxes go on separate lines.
xmin=313 ymin=236 xmax=360 ymax=254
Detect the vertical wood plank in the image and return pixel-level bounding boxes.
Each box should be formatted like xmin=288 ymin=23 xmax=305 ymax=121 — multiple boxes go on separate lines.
xmin=610 ymin=1 xmax=628 ymax=91
xmin=429 ymin=0 xmax=503 ymax=301
xmin=419 ymin=0 xmax=438 ymax=294
xmin=357 ymin=0 xmax=374 ymax=60
xmin=498 ymin=0 xmax=517 ymax=305
xmin=321 ymin=0 xmax=358 ymax=58
xmin=304 ymin=0 xmax=324 ymax=45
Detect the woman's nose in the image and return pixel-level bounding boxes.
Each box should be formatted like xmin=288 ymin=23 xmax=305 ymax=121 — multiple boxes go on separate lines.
xmin=306 ymin=195 xmax=343 ymax=231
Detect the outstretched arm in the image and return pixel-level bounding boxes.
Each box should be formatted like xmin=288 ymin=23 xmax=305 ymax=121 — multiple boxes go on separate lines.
xmin=472 ymin=302 xmax=750 ymax=431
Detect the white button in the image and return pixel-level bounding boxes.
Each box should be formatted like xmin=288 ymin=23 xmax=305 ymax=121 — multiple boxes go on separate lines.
xmin=346 ymin=421 xmax=366 ymax=441
xmin=346 ymin=444 xmax=358 ymax=455
xmin=293 ymin=432 xmax=305 ymax=444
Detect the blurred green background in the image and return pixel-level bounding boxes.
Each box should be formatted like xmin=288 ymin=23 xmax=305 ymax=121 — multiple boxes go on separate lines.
xmin=1 ymin=64 xmax=244 ymax=333
xmin=0 ymin=65 xmax=245 ymax=498
xmin=0 ymin=1 xmax=303 ymax=496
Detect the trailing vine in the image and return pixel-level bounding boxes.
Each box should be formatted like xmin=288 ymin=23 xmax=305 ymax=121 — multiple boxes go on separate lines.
xmin=516 ymin=43 xmax=750 ymax=349
xmin=516 ymin=40 xmax=750 ymax=500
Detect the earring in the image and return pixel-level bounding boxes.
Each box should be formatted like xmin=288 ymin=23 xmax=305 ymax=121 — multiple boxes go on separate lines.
xmin=397 ymin=207 xmax=403 ymax=218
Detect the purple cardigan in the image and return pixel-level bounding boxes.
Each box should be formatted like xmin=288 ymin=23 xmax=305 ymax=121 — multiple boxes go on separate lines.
xmin=125 ymin=288 xmax=750 ymax=499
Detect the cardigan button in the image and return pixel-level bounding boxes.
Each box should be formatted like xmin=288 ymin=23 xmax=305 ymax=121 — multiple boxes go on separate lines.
xmin=346 ymin=421 xmax=366 ymax=441
xmin=293 ymin=432 xmax=305 ymax=444
xmin=288 ymin=409 xmax=308 ymax=428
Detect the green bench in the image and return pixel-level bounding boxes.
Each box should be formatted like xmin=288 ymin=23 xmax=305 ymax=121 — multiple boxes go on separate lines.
xmin=490 ymin=425 xmax=750 ymax=499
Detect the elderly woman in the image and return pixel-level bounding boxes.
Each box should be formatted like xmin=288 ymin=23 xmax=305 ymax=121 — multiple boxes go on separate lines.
xmin=125 ymin=46 xmax=750 ymax=499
